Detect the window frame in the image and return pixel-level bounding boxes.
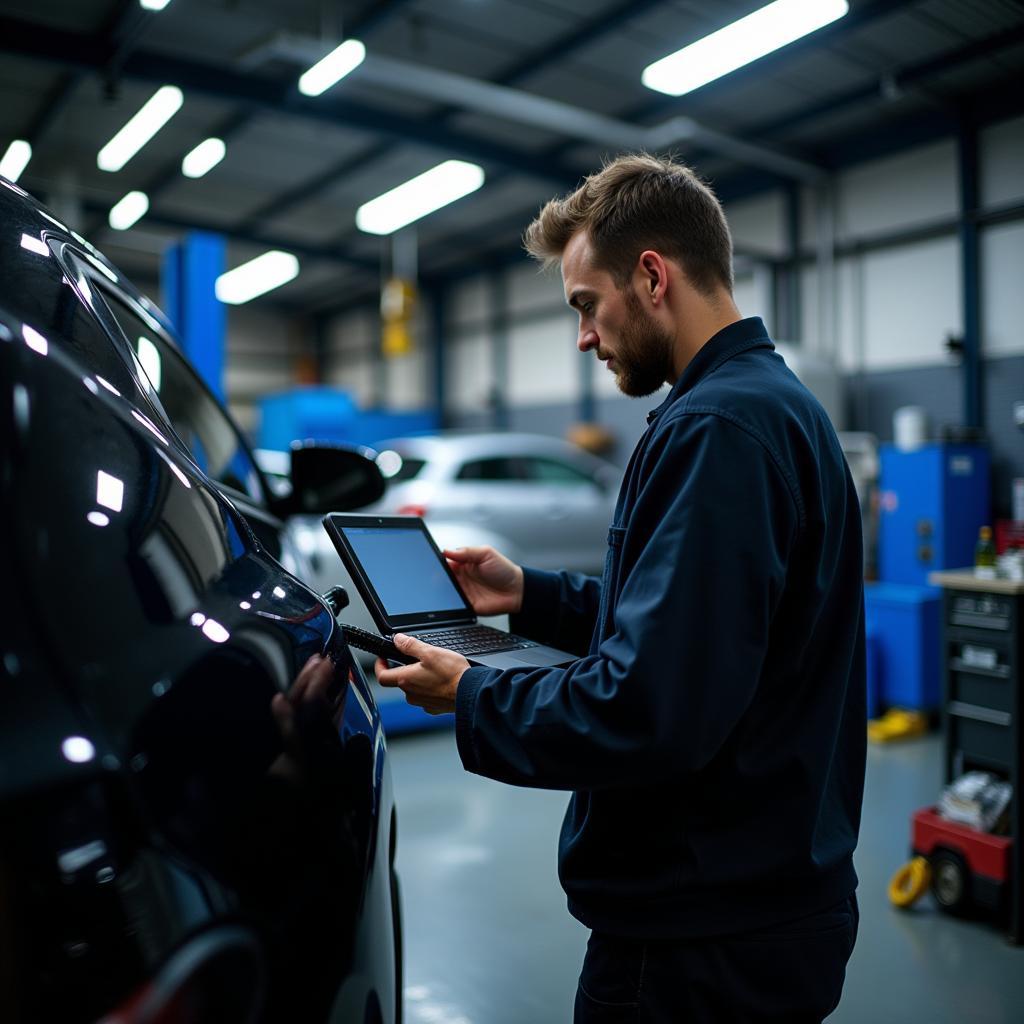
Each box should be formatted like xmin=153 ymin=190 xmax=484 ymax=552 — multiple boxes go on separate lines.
xmin=59 ymin=245 xmax=269 ymax=509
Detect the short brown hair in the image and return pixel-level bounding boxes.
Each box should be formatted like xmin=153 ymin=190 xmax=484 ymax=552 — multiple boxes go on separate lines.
xmin=523 ymin=153 xmax=733 ymax=296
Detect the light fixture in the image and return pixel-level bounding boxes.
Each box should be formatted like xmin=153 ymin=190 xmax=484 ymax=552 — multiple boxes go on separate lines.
xmin=96 ymin=470 xmax=125 ymax=512
xmin=215 ymin=251 xmax=299 ymax=304
xmin=139 ymin=0 xmax=172 ymax=9
xmin=97 ymin=85 xmax=183 ymax=172
xmin=181 ymin=137 xmax=226 ymax=178
xmin=641 ymin=0 xmax=849 ymax=97
xmin=1 ymin=139 xmax=32 ymax=182
xmin=108 ymin=191 xmax=149 ymax=231
xmin=298 ymin=39 xmax=366 ymax=97
xmin=356 ymin=160 xmax=485 ymax=235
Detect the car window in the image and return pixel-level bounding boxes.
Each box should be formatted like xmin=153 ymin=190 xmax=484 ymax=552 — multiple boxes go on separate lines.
xmin=455 ymin=457 xmax=527 ymax=482
xmin=21 ymin=262 xmax=142 ymax=399
xmin=390 ymin=455 xmax=427 ymax=482
xmin=521 ymin=457 xmax=596 ymax=485
xmin=100 ymin=289 xmax=265 ymax=504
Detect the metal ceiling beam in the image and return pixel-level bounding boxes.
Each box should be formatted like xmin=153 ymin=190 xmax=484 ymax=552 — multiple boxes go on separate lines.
xmin=20 ymin=0 xmax=149 ymax=147
xmin=235 ymin=139 xmax=393 ymax=232
xmin=355 ymin=53 xmax=824 ymax=181
xmin=232 ymin=0 xmax=669 ymax=248
xmin=77 ymin=199 xmax=380 ymax=274
xmin=150 ymin=0 xmax=421 ymax=213
xmin=0 ymin=15 xmax=582 ymax=186
xmin=748 ymin=23 xmax=1024 ymax=147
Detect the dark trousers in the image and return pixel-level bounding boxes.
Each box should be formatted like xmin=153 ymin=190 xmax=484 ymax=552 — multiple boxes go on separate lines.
xmin=574 ymin=894 xmax=859 ymax=1023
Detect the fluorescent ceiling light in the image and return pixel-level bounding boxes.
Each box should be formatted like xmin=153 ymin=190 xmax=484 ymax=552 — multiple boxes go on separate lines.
xmin=642 ymin=0 xmax=848 ymax=97
xmin=298 ymin=39 xmax=366 ymax=96
xmin=97 ymin=85 xmax=183 ymax=172
xmin=108 ymin=191 xmax=149 ymax=231
xmin=356 ymin=160 xmax=485 ymax=235
xmin=140 ymin=0 xmax=172 ymax=9
xmin=1 ymin=139 xmax=32 ymax=182
xmin=215 ymin=251 xmax=300 ymax=304
xmin=181 ymin=137 xmax=225 ymax=178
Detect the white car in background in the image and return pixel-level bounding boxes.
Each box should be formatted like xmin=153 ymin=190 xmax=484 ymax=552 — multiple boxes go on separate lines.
xmin=372 ymin=432 xmax=621 ymax=575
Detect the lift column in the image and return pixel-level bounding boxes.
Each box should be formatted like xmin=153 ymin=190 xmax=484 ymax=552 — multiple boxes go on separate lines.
xmin=162 ymin=231 xmax=227 ymax=399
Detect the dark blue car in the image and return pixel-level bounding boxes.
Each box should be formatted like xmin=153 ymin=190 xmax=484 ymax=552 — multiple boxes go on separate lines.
xmin=0 ymin=176 xmax=402 ymax=1023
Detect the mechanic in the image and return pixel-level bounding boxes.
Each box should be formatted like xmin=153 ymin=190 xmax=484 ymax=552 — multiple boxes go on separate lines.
xmin=375 ymin=153 xmax=866 ymax=1023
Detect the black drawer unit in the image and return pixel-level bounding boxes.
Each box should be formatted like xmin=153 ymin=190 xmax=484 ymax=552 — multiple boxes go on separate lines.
xmin=933 ymin=573 xmax=1024 ymax=942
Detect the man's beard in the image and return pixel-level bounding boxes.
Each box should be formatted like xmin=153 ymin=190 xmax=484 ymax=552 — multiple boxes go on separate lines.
xmin=609 ymin=289 xmax=676 ymax=398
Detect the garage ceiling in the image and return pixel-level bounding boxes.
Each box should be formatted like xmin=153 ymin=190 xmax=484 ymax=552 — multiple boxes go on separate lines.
xmin=1 ymin=0 xmax=1021 ymax=316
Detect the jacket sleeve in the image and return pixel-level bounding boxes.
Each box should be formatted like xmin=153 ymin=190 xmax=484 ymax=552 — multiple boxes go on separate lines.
xmin=509 ymin=566 xmax=603 ymax=656
xmin=455 ymin=412 xmax=800 ymax=790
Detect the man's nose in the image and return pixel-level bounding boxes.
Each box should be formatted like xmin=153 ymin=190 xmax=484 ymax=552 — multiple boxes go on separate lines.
xmin=578 ymin=328 xmax=598 ymax=353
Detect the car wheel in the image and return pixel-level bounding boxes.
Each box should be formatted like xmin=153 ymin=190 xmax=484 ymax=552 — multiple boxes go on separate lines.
xmin=930 ymin=848 xmax=970 ymax=913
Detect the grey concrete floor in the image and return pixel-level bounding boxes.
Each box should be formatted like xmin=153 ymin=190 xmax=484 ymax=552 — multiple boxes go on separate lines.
xmin=388 ymin=729 xmax=1022 ymax=1024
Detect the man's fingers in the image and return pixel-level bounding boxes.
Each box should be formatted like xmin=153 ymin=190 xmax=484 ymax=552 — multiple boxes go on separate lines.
xmin=271 ymin=692 xmax=296 ymax=743
xmin=443 ymin=546 xmax=489 ymax=564
xmin=392 ymin=633 xmax=430 ymax=659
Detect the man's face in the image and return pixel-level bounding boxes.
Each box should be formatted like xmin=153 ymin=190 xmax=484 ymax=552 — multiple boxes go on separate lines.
xmin=561 ymin=231 xmax=674 ymax=398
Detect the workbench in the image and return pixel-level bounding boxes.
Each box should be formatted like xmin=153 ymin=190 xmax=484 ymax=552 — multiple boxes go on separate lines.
xmin=930 ymin=570 xmax=1024 ymax=941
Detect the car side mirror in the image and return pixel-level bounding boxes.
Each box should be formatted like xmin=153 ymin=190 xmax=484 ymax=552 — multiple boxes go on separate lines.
xmin=270 ymin=442 xmax=386 ymax=517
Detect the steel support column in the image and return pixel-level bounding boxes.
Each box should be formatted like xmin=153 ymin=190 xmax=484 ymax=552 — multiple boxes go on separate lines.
xmin=489 ymin=271 xmax=509 ymax=431
xmin=429 ymin=284 xmax=448 ymax=428
xmin=784 ymin=182 xmax=803 ymax=342
xmin=162 ymin=231 xmax=226 ymax=399
xmin=958 ymin=121 xmax=983 ymax=431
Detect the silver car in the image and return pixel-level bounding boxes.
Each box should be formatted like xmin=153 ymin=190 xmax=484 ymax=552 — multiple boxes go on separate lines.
xmin=372 ymin=432 xmax=621 ymax=574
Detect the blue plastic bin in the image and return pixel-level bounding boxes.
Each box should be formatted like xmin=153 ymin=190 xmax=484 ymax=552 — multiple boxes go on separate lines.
xmin=864 ymin=582 xmax=941 ymax=712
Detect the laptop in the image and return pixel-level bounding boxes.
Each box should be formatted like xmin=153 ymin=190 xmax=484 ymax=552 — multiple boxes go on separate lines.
xmin=322 ymin=513 xmax=577 ymax=669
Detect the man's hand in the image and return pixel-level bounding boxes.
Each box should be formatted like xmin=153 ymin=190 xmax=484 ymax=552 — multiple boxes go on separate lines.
xmin=443 ymin=546 xmax=524 ymax=615
xmin=374 ymin=634 xmax=471 ymax=715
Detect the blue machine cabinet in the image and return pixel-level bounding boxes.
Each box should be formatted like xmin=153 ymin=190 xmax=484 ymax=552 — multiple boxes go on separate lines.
xmin=878 ymin=444 xmax=991 ymax=587
xmin=865 ymin=582 xmax=942 ymax=712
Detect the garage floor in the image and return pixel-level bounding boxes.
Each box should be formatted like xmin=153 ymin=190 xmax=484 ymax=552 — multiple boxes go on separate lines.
xmin=388 ymin=729 xmax=1023 ymax=1024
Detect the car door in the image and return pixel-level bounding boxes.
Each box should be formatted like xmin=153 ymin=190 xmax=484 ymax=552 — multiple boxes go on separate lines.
xmin=518 ymin=454 xmax=613 ymax=573
xmin=446 ymin=454 xmax=541 ymax=555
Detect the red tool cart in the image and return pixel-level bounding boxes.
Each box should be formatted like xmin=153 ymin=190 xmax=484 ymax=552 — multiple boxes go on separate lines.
xmin=911 ymin=807 xmax=1013 ymax=918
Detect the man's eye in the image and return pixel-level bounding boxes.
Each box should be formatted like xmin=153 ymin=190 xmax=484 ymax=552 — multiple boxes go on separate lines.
xmin=584 ymin=303 xmax=595 ymax=314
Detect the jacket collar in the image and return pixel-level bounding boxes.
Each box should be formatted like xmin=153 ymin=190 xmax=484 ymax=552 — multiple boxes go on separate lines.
xmin=646 ymin=316 xmax=773 ymax=424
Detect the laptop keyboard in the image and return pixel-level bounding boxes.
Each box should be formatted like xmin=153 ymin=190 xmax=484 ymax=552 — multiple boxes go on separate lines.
xmin=416 ymin=625 xmax=539 ymax=656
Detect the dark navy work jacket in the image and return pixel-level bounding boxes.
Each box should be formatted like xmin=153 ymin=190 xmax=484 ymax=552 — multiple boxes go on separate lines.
xmin=455 ymin=317 xmax=867 ymax=939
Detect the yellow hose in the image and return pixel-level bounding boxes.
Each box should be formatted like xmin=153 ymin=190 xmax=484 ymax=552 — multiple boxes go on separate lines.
xmin=889 ymin=856 xmax=932 ymax=908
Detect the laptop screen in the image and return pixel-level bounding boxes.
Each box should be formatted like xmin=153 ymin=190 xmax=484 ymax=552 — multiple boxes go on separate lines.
xmin=341 ymin=524 xmax=470 ymax=618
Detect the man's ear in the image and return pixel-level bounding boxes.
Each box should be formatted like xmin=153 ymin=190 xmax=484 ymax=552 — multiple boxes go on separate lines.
xmin=637 ymin=250 xmax=668 ymax=305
